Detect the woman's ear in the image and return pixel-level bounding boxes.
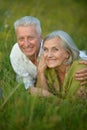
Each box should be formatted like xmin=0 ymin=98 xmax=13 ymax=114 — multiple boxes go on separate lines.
xmin=66 ymin=52 xmax=70 ymax=59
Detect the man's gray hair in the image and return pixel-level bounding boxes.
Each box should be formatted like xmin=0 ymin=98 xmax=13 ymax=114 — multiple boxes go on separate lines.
xmin=14 ymin=16 xmax=42 ymax=35
xmin=43 ymin=30 xmax=80 ymax=64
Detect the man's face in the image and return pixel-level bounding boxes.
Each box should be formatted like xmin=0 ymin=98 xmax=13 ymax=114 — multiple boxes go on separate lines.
xmin=16 ymin=25 xmax=42 ymax=58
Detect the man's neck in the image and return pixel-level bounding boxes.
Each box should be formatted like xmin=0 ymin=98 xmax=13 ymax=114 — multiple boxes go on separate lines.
xmin=28 ymin=54 xmax=38 ymax=65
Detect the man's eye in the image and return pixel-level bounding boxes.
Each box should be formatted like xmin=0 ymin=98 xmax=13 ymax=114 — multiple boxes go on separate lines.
xmin=28 ymin=36 xmax=34 ymax=40
xmin=19 ymin=38 xmax=24 ymax=41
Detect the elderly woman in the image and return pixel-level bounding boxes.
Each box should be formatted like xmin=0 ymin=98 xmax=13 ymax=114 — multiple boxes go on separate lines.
xmin=37 ymin=30 xmax=87 ymax=99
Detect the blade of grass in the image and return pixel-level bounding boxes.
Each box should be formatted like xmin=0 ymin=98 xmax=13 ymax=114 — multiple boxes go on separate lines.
xmin=0 ymin=82 xmax=22 ymax=109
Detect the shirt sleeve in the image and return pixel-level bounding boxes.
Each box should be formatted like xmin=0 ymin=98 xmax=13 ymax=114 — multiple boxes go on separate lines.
xmin=10 ymin=58 xmax=36 ymax=89
xmin=23 ymin=75 xmax=36 ymax=89
xmin=79 ymin=50 xmax=87 ymax=60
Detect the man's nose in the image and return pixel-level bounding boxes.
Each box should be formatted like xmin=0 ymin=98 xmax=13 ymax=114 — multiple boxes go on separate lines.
xmin=24 ymin=39 xmax=30 ymax=46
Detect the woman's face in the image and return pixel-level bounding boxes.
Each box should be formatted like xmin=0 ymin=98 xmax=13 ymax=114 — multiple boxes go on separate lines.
xmin=43 ymin=37 xmax=69 ymax=68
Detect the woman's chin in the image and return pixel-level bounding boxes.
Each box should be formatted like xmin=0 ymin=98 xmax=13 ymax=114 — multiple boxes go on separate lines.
xmin=48 ymin=64 xmax=57 ymax=68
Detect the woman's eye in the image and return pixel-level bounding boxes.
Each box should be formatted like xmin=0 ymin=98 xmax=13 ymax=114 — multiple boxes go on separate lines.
xmin=53 ymin=48 xmax=59 ymax=51
xmin=43 ymin=48 xmax=48 ymax=52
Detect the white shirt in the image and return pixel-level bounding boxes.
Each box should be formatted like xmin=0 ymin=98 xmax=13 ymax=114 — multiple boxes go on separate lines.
xmin=79 ymin=50 xmax=87 ymax=60
xmin=10 ymin=43 xmax=43 ymax=89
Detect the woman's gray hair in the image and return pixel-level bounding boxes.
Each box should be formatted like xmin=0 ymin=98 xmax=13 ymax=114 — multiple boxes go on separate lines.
xmin=14 ymin=16 xmax=42 ymax=35
xmin=43 ymin=30 xmax=80 ymax=64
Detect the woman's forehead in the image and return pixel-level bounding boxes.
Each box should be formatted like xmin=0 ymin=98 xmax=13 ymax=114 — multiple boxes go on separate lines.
xmin=44 ymin=37 xmax=62 ymax=45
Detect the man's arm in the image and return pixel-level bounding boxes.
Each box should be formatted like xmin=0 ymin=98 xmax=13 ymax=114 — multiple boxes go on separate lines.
xmin=75 ymin=60 xmax=87 ymax=85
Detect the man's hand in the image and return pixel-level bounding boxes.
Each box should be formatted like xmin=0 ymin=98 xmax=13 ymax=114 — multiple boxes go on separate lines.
xmin=75 ymin=60 xmax=87 ymax=85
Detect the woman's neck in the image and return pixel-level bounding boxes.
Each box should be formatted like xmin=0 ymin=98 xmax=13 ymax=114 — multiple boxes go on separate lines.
xmin=55 ymin=64 xmax=70 ymax=84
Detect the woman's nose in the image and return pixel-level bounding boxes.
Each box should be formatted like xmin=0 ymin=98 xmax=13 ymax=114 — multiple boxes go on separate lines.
xmin=47 ymin=51 xmax=53 ymax=57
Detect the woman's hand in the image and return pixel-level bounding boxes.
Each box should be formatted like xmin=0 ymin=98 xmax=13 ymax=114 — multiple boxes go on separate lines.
xmin=36 ymin=55 xmax=48 ymax=90
xmin=37 ymin=54 xmax=47 ymax=73
xmin=29 ymin=87 xmax=53 ymax=97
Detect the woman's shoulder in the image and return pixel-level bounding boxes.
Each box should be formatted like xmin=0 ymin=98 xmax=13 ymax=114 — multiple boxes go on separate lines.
xmin=71 ymin=59 xmax=86 ymax=69
xmin=68 ymin=59 xmax=86 ymax=75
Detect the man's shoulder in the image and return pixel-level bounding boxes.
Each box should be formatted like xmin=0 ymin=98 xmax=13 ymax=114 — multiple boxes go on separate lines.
xmin=11 ymin=43 xmax=19 ymax=52
xmin=10 ymin=43 xmax=22 ymax=57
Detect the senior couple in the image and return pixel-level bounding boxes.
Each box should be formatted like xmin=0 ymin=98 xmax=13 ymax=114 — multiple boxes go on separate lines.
xmin=10 ymin=16 xmax=87 ymax=99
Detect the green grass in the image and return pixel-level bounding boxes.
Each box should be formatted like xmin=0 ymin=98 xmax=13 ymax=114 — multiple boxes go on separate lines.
xmin=0 ymin=0 xmax=87 ymax=130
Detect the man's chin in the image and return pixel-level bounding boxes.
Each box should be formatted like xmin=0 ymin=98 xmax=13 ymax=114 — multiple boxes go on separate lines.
xmin=25 ymin=52 xmax=35 ymax=57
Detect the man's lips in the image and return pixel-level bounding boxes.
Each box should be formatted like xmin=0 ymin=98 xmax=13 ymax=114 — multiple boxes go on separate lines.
xmin=23 ymin=46 xmax=34 ymax=51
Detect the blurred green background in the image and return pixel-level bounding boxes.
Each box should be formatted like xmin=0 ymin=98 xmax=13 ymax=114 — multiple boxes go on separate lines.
xmin=0 ymin=0 xmax=87 ymax=50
